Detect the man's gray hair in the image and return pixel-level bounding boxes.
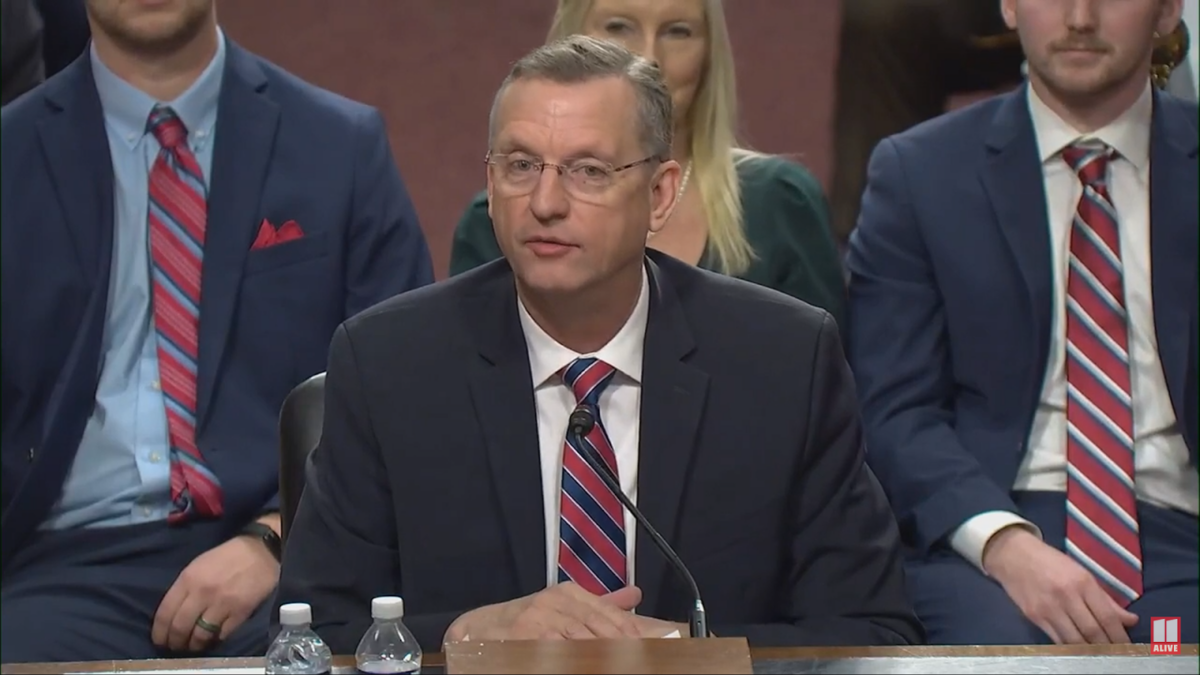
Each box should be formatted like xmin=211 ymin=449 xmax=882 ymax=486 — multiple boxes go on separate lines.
xmin=488 ymin=35 xmax=673 ymax=159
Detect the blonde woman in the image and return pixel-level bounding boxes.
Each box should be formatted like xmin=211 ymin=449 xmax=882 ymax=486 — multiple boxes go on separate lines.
xmin=448 ymin=0 xmax=846 ymax=327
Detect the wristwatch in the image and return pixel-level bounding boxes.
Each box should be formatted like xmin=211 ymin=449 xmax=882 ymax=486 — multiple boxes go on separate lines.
xmin=240 ymin=522 xmax=283 ymax=562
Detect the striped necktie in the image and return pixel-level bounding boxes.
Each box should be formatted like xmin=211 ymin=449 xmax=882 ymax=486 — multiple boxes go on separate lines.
xmin=1061 ymin=139 xmax=1142 ymax=606
xmin=556 ymin=357 xmax=627 ymax=594
xmin=147 ymin=105 xmax=224 ymax=523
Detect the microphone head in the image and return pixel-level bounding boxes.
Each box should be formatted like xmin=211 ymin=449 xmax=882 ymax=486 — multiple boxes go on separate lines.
xmin=568 ymin=405 xmax=597 ymax=436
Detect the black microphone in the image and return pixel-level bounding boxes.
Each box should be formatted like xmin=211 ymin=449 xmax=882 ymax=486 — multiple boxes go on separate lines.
xmin=567 ymin=404 xmax=709 ymax=639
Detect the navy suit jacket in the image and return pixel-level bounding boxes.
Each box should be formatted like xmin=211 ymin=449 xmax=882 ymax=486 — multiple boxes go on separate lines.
xmin=846 ymin=87 xmax=1198 ymax=555
xmin=0 ymin=41 xmax=434 ymax=567
xmin=276 ymin=252 xmax=922 ymax=652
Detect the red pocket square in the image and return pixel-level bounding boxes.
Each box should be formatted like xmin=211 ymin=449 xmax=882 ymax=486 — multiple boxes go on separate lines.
xmin=251 ymin=219 xmax=304 ymax=250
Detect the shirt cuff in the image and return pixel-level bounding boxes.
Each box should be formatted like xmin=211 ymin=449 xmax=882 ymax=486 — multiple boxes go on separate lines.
xmin=948 ymin=510 xmax=1043 ymax=573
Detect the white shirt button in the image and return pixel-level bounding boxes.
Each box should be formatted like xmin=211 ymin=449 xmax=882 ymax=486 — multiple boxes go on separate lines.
xmin=151 ymin=380 xmax=161 ymax=391
xmin=150 ymin=452 xmax=163 ymax=463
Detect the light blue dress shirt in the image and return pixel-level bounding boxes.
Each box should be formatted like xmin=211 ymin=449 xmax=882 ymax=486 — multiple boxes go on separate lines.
xmin=42 ymin=34 xmax=227 ymax=530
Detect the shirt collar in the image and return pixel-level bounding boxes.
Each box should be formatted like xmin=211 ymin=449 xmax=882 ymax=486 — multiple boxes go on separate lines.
xmin=1027 ymin=80 xmax=1152 ymax=171
xmin=90 ymin=29 xmax=227 ymax=149
xmin=519 ymin=266 xmax=650 ymax=388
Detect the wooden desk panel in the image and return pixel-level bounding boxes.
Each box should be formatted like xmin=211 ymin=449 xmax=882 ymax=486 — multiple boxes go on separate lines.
xmin=3 ymin=645 xmax=1196 ymax=675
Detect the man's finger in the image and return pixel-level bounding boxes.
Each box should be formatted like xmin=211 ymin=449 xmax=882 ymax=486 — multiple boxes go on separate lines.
xmin=218 ymin=608 xmax=251 ymax=643
xmin=1083 ymin=585 xmax=1133 ymax=643
xmin=1053 ymin=601 xmax=1089 ymax=645
xmin=1065 ymin=595 xmax=1109 ymax=644
xmin=152 ymin=582 xmax=189 ymax=647
xmin=167 ymin=592 xmax=210 ymax=652
xmin=554 ymin=584 xmax=641 ymax=636
xmin=599 ymin=586 xmax=642 ymax=611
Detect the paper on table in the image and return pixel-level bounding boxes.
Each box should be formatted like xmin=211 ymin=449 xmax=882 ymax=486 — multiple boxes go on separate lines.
xmin=662 ymin=629 xmax=682 ymax=638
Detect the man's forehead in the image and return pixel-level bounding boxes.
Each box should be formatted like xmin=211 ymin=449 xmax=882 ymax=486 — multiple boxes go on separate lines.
xmin=493 ymin=78 xmax=638 ymax=155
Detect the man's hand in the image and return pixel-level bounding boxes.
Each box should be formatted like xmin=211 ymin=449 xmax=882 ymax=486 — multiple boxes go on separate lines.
xmin=444 ymin=583 xmax=649 ymax=644
xmin=151 ymin=532 xmax=280 ymax=652
xmin=982 ymin=526 xmax=1138 ymax=644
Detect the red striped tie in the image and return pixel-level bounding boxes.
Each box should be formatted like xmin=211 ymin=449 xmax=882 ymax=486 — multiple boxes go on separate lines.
xmin=557 ymin=357 xmax=627 ymax=594
xmin=1061 ymin=140 xmax=1142 ymax=606
xmin=147 ymin=105 xmax=223 ymax=524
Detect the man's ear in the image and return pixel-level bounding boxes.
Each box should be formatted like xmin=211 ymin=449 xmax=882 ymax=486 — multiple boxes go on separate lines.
xmin=647 ymin=160 xmax=683 ymax=237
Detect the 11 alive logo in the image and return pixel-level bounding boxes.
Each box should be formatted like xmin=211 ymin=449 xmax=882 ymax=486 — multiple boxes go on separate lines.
xmin=1151 ymin=617 xmax=1182 ymax=655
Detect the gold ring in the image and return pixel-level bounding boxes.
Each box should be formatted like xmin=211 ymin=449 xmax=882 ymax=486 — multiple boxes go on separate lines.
xmin=195 ymin=616 xmax=221 ymax=634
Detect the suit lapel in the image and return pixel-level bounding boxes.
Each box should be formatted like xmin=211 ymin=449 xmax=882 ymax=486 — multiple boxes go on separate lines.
xmin=7 ymin=58 xmax=117 ymax=565
xmin=36 ymin=56 xmax=114 ymax=287
xmin=466 ymin=267 xmax=547 ymax=598
xmin=980 ymin=88 xmax=1054 ymax=365
xmin=1148 ymin=92 xmax=1199 ymax=461
xmin=635 ymin=256 xmax=709 ymax=617
xmin=195 ymin=42 xmax=281 ymax=431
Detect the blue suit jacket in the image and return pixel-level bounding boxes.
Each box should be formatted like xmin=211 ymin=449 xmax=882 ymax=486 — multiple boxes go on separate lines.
xmin=0 ymin=42 xmax=434 ymax=566
xmin=846 ymin=88 xmax=1198 ymax=555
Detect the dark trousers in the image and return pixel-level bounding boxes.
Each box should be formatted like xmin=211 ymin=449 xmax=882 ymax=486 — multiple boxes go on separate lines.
xmin=829 ymin=0 xmax=1025 ymax=243
xmin=907 ymin=490 xmax=1200 ymax=644
xmin=1 ymin=520 xmax=272 ymax=663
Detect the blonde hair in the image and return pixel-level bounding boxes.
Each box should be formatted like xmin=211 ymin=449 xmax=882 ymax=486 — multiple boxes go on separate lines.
xmin=548 ymin=0 xmax=756 ymax=276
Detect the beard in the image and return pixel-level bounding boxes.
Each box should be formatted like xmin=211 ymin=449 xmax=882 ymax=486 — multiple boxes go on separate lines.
xmin=87 ymin=1 xmax=212 ymax=59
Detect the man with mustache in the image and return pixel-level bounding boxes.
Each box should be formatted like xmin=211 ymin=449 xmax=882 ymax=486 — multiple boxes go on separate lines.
xmin=847 ymin=0 xmax=1197 ymax=645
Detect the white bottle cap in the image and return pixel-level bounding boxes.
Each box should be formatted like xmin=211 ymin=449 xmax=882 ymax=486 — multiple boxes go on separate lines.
xmin=279 ymin=602 xmax=313 ymax=626
xmin=372 ymin=596 xmax=405 ymax=621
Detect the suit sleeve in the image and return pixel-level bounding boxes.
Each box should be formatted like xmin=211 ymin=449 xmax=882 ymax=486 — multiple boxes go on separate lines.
xmin=344 ymin=109 xmax=434 ymax=317
xmin=447 ymin=191 xmax=503 ymax=277
xmin=710 ymin=314 xmax=924 ymax=646
xmin=274 ymin=325 xmax=463 ymax=653
xmin=844 ymin=138 xmax=1020 ymax=555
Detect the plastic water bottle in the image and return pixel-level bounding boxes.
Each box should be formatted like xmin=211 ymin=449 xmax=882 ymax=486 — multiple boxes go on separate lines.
xmin=355 ymin=596 xmax=422 ymax=674
xmin=265 ymin=603 xmax=334 ymax=675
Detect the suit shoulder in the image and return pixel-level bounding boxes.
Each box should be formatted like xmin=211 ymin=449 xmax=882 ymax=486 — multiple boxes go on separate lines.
xmin=0 ymin=80 xmax=49 ymax=132
xmin=887 ymin=93 xmax=1008 ymax=154
xmin=252 ymin=54 xmax=383 ymax=131
xmin=342 ymin=260 xmax=509 ymax=341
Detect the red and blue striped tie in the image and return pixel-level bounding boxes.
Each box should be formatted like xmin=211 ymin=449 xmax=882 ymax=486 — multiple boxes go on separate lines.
xmin=557 ymin=357 xmax=627 ymax=594
xmin=147 ymin=105 xmax=223 ymax=524
xmin=1061 ymin=140 xmax=1142 ymax=606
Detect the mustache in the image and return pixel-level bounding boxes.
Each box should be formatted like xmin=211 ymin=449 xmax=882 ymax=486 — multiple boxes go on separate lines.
xmin=1051 ymin=35 xmax=1111 ymax=52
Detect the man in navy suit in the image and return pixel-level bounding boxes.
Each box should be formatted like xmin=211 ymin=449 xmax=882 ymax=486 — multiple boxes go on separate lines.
xmin=848 ymin=0 xmax=1197 ymax=646
xmin=1 ymin=0 xmax=433 ymax=663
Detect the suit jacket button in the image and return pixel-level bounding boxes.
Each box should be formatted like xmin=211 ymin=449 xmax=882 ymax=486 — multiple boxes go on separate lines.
xmin=27 ymin=447 xmax=35 ymax=462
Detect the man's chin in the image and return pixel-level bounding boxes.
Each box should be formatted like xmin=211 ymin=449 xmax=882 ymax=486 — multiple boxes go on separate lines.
xmin=514 ymin=268 xmax=592 ymax=301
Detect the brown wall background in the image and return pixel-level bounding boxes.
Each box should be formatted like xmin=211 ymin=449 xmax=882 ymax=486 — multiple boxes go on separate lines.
xmin=219 ymin=1 xmax=840 ymax=279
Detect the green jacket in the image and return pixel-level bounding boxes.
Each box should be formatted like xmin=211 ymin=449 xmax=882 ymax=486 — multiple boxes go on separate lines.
xmin=448 ymin=154 xmax=847 ymax=329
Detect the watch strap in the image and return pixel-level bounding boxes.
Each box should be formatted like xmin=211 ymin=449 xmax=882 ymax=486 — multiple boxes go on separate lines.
xmin=240 ymin=521 xmax=282 ymax=562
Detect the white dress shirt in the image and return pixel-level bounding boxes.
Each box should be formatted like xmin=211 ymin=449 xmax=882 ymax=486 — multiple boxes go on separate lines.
xmin=517 ymin=270 xmax=650 ymax=587
xmin=949 ymin=83 xmax=1200 ymax=571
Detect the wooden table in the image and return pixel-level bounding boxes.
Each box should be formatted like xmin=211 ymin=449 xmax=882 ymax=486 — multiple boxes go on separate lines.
xmin=3 ymin=644 xmax=1197 ymax=674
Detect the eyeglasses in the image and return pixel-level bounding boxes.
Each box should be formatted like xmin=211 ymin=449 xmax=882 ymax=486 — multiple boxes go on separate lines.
xmin=486 ymin=152 xmax=660 ymax=199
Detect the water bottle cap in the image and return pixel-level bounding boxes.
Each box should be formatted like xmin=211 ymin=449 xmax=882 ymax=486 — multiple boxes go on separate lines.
xmin=372 ymin=596 xmax=405 ymax=620
xmin=279 ymin=602 xmax=312 ymax=626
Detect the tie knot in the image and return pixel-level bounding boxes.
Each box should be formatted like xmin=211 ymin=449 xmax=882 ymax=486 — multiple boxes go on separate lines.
xmin=560 ymin=357 xmax=616 ymax=406
xmin=1061 ymin=139 xmax=1113 ymax=187
xmin=147 ymin=105 xmax=188 ymax=149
